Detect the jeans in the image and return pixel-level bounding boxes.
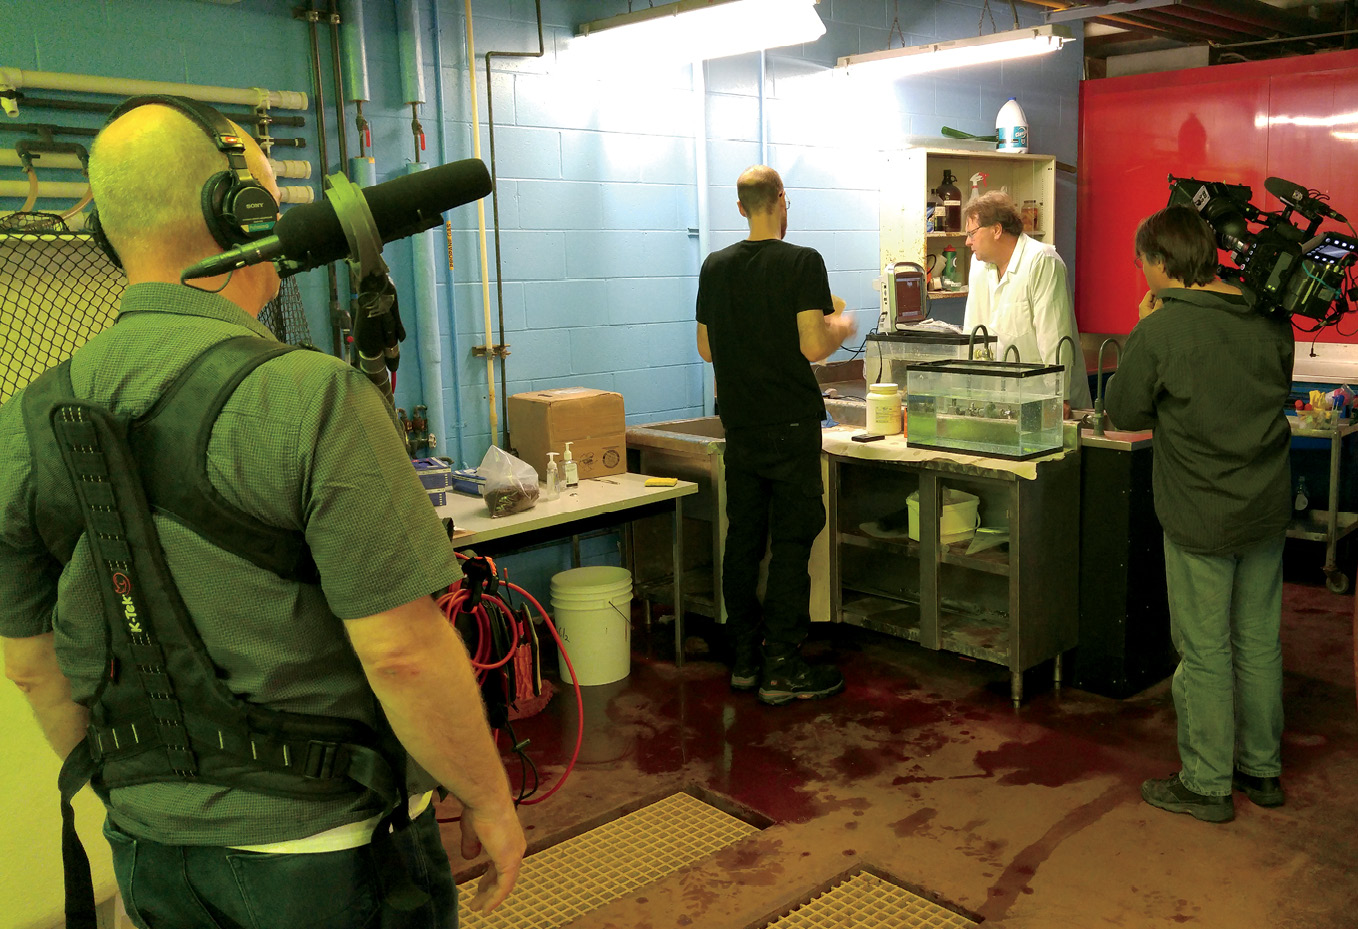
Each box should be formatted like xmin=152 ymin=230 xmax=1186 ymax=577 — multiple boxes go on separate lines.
xmin=1163 ymin=532 xmax=1285 ymax=796
xmin=105 ymin=806 xmax=457 ymax=929
xmin=722 ymin=420 xmax=825 ymax=655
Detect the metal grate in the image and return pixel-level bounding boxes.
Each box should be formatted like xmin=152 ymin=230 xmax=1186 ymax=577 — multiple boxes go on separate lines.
xmin=764 ymin=870 xmax=979 ymax=929
xmin=458 ymin=791 xmax=759 ymax=928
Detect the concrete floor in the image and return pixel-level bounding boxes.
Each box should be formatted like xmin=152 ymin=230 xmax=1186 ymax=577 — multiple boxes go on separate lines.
xmin=442 ymin=577 xmax=1358 ymax=929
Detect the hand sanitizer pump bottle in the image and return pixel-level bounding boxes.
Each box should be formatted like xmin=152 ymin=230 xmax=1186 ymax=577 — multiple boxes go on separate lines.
xmin=563 ymin=442 xmax=579 ymax=487
xmin=545 ymin=452 xmax=561 ymax=500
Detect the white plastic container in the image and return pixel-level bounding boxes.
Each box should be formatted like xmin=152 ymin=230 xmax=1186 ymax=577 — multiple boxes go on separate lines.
xmin=865 ymin=382 xmax=904 ymax=436
xmin=996 ymin=97 xmax=1029 ymax=154
xmin=906 ymin=489 xmax=980 ymax=544
xmin=550 ymin=566 xmax=632 ymax=685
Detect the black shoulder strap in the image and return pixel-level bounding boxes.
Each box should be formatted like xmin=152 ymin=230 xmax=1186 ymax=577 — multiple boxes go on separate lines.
xmin=21 ymin=361 xmax=85 ymax=565
xmin=131 ymin=335 xmax=319 ymax=583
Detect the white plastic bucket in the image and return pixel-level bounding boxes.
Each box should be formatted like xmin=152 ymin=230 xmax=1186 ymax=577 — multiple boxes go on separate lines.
xmin=906 ymin=489 xmax=980 ymax=544
xmin=550 ymin=566 xmax=633 ymax=686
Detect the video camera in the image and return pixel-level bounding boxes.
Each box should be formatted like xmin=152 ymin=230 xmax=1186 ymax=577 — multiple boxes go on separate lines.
xmin=1167 ymin=174 xmax=1358 ymax=324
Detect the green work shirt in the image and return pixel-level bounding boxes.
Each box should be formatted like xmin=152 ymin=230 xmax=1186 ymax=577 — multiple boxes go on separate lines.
xmin=0 ymin=282 xmax=461 ymax=844
xmin=1104 ymin=287 xmax=1293 ymax=555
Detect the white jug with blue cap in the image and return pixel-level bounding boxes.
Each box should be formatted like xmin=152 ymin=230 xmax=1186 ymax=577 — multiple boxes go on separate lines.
xmin=996 ymin=97 xmax=1029 ymax=154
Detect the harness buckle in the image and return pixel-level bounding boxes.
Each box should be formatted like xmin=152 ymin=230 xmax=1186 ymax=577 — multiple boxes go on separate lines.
xmin=304 ymin=740 xmax=340 ymax=779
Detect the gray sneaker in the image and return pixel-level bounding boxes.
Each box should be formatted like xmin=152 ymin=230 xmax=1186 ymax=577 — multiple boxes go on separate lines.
xmin=1141 ymin=774 xmax=1234 ymax=823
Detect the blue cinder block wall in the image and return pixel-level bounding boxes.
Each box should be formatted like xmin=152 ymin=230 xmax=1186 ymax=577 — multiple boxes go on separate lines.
xmin=1 ymin=0 xmax=1082 ymax=599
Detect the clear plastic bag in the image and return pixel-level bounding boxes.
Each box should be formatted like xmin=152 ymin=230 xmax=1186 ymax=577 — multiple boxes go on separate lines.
xmin=479 ymin=445 xmax=540 ymax=518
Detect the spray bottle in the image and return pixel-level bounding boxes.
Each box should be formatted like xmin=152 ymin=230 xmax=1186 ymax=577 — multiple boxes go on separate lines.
xmin=969 ymin=172 xmax=989 ymax=203
xmin=562 ymin=441 xmax=579 ymax=487
xmin=545 ymin=452 xmax=561 ymax=500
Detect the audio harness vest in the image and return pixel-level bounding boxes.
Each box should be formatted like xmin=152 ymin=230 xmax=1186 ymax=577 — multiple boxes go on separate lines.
xmin=21 ymin=336 xmax=426 ymax=928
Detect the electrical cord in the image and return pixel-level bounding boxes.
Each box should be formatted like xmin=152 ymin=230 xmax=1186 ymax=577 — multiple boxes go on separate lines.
xmin=432 ymin=552 xmax=584 ymax=821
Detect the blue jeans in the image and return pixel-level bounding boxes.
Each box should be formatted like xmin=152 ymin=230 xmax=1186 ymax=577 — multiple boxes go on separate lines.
xmin=104 ymin=806 xmax=457 ymax=929
xmin=1163 ymin=532 xmax=1285 ymax=796
xmin=721 ymin=420 xmax=826 ymax=655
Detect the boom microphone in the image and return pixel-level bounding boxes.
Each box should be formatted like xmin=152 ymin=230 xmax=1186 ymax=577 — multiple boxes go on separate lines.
xmin=182 ymin=158 xmax=492 ymax=280
xmin=1264 ymin=176 xmax=1347 ymax=223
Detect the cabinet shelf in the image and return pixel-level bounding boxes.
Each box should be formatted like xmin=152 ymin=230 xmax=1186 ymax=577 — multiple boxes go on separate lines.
xmin=940 ymin=546 xmax=1010 ymax=576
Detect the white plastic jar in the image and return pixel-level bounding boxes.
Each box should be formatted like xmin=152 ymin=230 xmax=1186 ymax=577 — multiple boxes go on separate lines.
xmin=865 ymin=382 xmax=903 ymax=436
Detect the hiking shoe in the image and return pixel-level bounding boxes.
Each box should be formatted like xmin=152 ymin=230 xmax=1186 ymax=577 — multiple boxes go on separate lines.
xmin=730 ymin=649 xmax=760 ymax=692
xmin=1233 ymin=769 xmax=1285 ymax=808
xmin=1141 ymin=774 xmax=1234 ymax=823
xmin=757 ymin=653 xmax=845 ymax=706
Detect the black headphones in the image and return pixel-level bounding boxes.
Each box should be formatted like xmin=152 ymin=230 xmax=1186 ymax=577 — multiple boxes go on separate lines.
xmin=88 ymin=94 xmax=278 ymax=270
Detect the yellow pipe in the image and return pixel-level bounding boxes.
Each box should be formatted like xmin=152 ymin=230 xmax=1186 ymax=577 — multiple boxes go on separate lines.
xmin=465 ymin=0 xmax=499 ymax=447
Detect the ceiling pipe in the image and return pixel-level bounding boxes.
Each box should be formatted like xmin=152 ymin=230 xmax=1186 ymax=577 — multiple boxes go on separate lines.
xmin=1151 ymin=6 xmax=1274 ymax=39
xmin=1183 ymin=0 xmax=1317 ymax=35
xmin=1126 ymin=8 xmax=1265 ymax=42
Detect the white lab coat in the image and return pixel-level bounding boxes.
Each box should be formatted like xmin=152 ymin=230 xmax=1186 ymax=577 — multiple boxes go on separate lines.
xmin=963 ymin=233 xmax=1093 ymax=410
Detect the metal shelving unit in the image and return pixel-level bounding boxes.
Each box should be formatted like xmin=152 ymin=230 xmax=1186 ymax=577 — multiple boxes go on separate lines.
xmin=1287 ymin=417 xmax=1358 ymax=593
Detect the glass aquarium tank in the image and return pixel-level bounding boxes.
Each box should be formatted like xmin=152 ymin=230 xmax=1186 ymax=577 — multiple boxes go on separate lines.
xmin=906 ymin=360 xmax=1064 ymax=460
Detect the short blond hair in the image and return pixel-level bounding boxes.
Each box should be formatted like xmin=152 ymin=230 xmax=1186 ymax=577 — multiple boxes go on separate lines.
xmin=87 ymin=105 xmax=227 ymax=261
xmin=737 ymin=165 xmax=783 ymax=214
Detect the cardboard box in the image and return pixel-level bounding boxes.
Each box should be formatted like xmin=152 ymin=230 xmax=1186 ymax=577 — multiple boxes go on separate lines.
xmin=508 ymin=388 xmax=626 ymax=481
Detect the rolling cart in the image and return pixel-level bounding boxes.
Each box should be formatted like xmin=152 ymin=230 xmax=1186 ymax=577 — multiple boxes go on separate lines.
xmin=1287 ymin=416 xmax=1358 ymax=593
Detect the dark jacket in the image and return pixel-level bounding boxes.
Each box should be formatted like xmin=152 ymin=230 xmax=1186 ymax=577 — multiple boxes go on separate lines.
xmin=1105 ymin=287 xmax=1293 ymax=555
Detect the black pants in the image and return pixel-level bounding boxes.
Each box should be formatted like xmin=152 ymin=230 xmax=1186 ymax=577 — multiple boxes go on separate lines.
xmin=722 ymin=420 xmax=825 ymax=655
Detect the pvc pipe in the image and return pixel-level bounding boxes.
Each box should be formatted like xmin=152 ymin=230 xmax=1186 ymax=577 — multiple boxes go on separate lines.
xmin=341 ymin=0 xmax=371 ymax=102
xmin=269 ymin=159 xmax=313 ymax=179
xmin=397 ymin=0 xmax=427 ymax=106
xmin=276 ymin=185 xmax=315 ymax=204
xmin=430 ymin=0 xmax=466 ymax=466
xmin=350 ymin=155 xmax=376 ymax=187
xmin=0 ymin=151 xmax=82 ymax=171
xmin=693 ymin=61 xmax=715 ymax=417
xmin=0 ymin=179 xmax=87 ymax=199
xmin=465 ymin=0 xmax=498 ymax=448
xmin=0 ymin=67 xmax=307 ymax=113
xmin=407 ymin=161 xmax=447 ymax=457
xmin=0 ymin=151 xmax=309 ymax=179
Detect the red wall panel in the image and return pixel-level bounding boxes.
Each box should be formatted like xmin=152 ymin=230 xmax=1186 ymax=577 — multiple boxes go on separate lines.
xmin=1077 ymin=49 xmax=1358 ymax=341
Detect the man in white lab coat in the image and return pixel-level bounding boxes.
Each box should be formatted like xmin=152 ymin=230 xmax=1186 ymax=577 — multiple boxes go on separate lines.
xmin=962 ymin=191 xmax=1093 ymax=409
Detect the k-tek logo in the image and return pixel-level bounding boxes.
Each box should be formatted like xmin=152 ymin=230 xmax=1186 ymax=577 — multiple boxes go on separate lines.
xmin=111 ymin=572 xmax=142 ymax=634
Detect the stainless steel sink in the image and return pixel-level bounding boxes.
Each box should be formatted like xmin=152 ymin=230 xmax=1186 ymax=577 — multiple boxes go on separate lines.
xmin=626 ymin=417 xmax=729 ymax=621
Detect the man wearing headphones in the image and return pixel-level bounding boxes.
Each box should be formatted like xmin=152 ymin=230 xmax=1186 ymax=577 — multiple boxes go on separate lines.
xmin=0 ymin=100 xmax=523 ymax=925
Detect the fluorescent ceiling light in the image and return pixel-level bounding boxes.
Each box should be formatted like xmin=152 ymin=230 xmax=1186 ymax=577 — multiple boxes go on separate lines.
xmin=576 ymin=0 xmax=825 ymax=62
xmin=836 ymin=24 xmax=1073 ymax=78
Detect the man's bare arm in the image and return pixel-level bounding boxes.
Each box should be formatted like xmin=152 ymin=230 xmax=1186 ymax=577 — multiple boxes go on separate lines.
xmin=3 ymin=633 xmax=89 ymax=760
xmin=345 ymin=596 xmax=525 ymax=913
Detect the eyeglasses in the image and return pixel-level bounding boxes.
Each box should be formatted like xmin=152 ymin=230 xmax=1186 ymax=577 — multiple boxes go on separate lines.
xmin=964 ymin=223 xmax=989 ymax=240
xmin=781 ymin=191 xmax=792 ymax=209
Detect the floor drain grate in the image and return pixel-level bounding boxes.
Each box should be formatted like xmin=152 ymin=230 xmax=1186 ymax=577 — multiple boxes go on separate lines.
xmin=457 ymin=791 xmax=759 ymax=928
xmin=764 ymin=870 xmax=980 ymax=928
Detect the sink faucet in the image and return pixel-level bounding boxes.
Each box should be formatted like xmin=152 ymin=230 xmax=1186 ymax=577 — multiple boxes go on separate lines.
xmin=968 ymin=324 xmax=992 ymax=361
xmin=1093 ymin=337 xmax=1123 ymax=436
xmin=1003 ymin=344 xmax=1021 ymax=362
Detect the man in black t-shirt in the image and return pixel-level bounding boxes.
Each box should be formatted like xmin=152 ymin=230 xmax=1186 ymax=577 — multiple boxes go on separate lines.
xmin=695 ymin=165 xmax=856 ymax=706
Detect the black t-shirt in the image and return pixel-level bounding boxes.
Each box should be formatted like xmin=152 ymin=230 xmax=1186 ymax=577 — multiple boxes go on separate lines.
xmin=695 ymin=238 xmax=833 ymax=430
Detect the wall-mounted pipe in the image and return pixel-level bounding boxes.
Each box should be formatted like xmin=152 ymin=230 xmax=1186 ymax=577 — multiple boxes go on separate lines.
xmin=0 ymin=68 xmax=307 ymax=115
xmin=464 ymin=0 xmax=499 ymax=449
xmin=692 ymin=61 xmax=715 ymax=417
xmin=340 ymin=0 xmax=370 ymax=157
xmin=484 ymin=0 xmax=545 ymax=447
xmin=430 ymin=0 xmax=467 ymax=466
xmin=407 ymin=161 xmax=447 ymax=458
xmin=327 ymin=0 xmax=350 ymax=175
xmin=8 ymin=93 xmax=308 ymax=128
xmin=0 ymin=179 xmax=86 ymax=199
xmin=0 ymin=150 xmax=82 ymax=171
xmin=397 ymin=0 xmax=428 ymax=161
xmin=0 ymin=179 xmax=315 ymax=202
